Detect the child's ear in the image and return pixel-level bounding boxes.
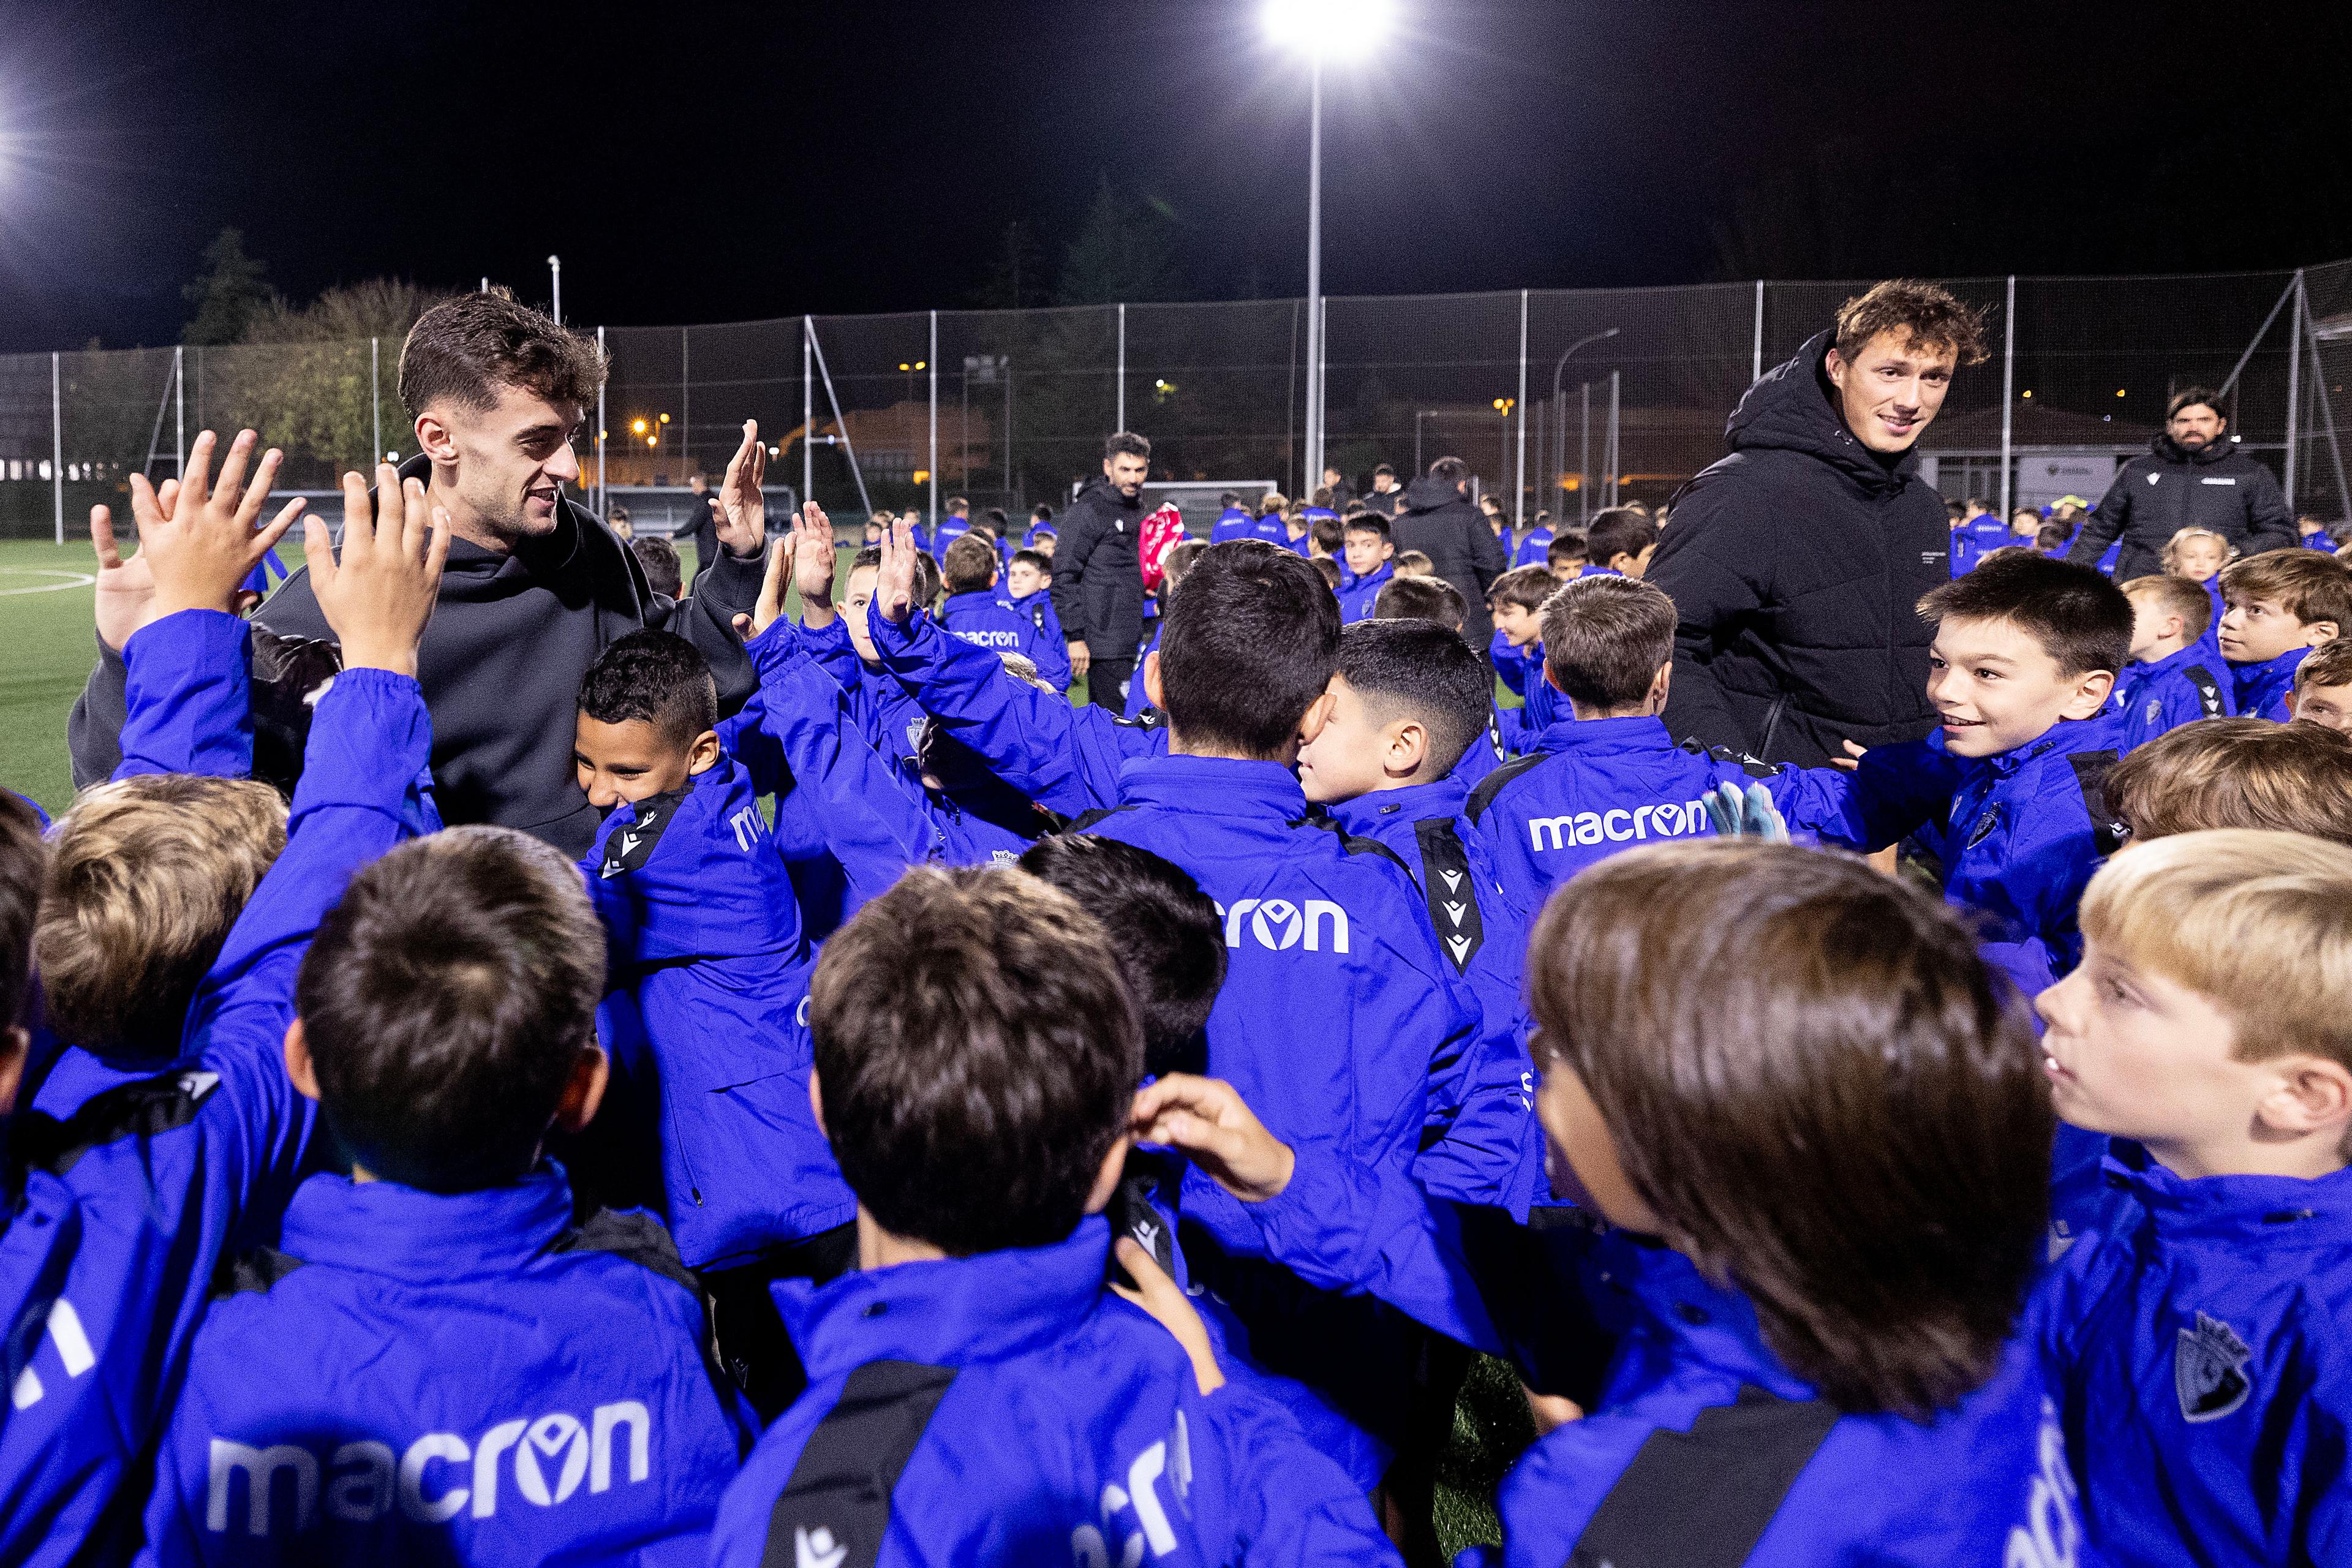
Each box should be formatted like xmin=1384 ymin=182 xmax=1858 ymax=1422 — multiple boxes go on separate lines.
xmin=283 ymin=1019 xmax=323 ymax=1104
xmin=2303 ymin=620 xmax=2341 ymax=648
xmin=808 ymin=1070 xmax=827 ymax=1139
xmin=2255 ymin=1054 xmax=2352 ymax=1144
xmin=1142 ymin=649 xmax=1164 ymax=710
xmin=1297 ymin=688 xmax=1340 ymax=746
xmin=552 ymin=1044 xmax=610 ymax=1136
xmin=2061 ymin=669 xmax=2117 ymax=720
xmin=1387 ymin=720 xmax=1428 ymax=777
xmin=1645 ymin=661 xmax=1673 ymax=714
xmin=1083 ymin=1133 xmax=1133 ymax=1216
xmin=687 ymin=728 xmax=723 ymax=776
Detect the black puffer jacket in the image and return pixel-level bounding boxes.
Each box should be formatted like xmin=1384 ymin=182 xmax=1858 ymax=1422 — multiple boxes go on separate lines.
xmin=1392 ymin=475 xmax=1510 ymax=644
xmin=1049 ymin=474 xmax=1145 ymax=657
xmin=2068 ymin=432 xmax=2296 ymax=581
xmin=1648 ymin=329 xmax=1948 ymax=767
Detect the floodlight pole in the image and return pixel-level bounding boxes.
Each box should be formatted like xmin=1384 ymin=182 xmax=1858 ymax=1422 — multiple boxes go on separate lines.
xmin=1302 ymin=54 xmax=1325 ymax=492
xmin=928 ymin=311 xmax=940 ymax=526
xmin=51 ymin=352 xmax=62 ymax=545
xmin=594 ymin=326 xmax=606 ymax=517
xmin=1514 ymin=290 xmax=1529 ymax=526
xmin=548 ymin=255 xmax=561 ymax=325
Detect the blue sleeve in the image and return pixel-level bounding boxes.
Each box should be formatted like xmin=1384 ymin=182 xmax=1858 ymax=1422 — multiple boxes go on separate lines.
xmin=870 ymin=603 xmax=1125 ymax=816
xmin=1766 ymin=740 xmax=1960 ymax=851
xmin=113 ymin=609 xmax=254 ymax=781
xmin=1029 ymin=597 xmax=1072 ymax=688
xmin=744 ymin=619 xmax=963 ymax=910
xmin=1195 ymin=1378 xmax=1404 ymax=1568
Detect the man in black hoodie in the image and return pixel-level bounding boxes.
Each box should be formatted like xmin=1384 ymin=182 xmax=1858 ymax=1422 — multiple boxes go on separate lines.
xmin=1646 ymin=280 xmax=1988 ymax=767
xmin=68 ymin=293 xmax=767 ymax=857
xmin=2067 ymin=387 xmax=2296 ymax=580
xmin=1049 ymin=430 xmax=1150 ymax=707
xmin=1393 ymin=455 xmax=1510 ymax=646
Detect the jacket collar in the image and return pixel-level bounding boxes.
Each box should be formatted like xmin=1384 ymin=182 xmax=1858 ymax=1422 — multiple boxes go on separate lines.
xmin=2105 ymin=1140 xmax=2352 ymax=1247
xmin=279 ymin=1163 xmax=578 ymax=1282
xmin=2154 ymin=432 xmax=2231 ymax=467
xmin=1623 ymin=1238 xmax=1816 ymax=1404
xmin=1975 ymin=711 xmax=2128 ymax=781
xmin=777 ymin=1217 xmax=1112 ymax=1379
xmin=2233 ymin=644 xmax=2311 ymax=687
xmin=1327 ymin=774 xmax=1469 ymax=834
xmin=943 ymin=590 xmax=1000 ymax=616
xmin=1116 ymin=755 xmax=1306 ymax=819
xmin=2128 ymin=641 xmax=2215 ymax=682
xmin=1534 ymin=714 xmax=1672 ymax=755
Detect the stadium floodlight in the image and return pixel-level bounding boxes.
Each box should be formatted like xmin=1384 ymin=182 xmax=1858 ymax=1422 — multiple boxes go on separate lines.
xmin=1265 ymin=0 xmax=1396 ymax=492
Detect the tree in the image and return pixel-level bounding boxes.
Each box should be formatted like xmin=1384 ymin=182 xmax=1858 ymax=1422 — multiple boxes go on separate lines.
xmin=181 ymin=228 xmax=277 ymax=346
xmin=1054 ymin=178 xmax=1188 ymax=307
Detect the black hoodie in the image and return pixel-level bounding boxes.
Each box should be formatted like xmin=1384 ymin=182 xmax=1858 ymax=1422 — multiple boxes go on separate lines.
xmin=1646 ymin=329 xmax=1948 ymax=767
xmin=1048 ymin=473 xmax=1145 ymax=657
xmin=2067 ymin=430 xmax=2296 ymax=581
xmin=1393 ymin=473 xmax=1510 ymax=644
xmin=67 ymin=455 xmax=765 ymax=857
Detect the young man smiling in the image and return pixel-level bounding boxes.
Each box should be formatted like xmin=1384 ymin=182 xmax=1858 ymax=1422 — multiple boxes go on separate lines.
xmin=69 ymin=293 xmax=771 ymax=857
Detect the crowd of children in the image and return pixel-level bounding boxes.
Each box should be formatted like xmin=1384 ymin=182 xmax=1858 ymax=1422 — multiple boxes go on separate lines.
xmin=4 ymin=361 xmax=2350 ymax=1568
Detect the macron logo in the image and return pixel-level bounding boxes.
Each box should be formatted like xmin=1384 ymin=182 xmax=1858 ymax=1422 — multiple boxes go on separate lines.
xmin=1529 ymin=798 xmax=1710 ymax=853
xmin=796 ymin=1526 xmax=848 ymax=1568
xmin=1215 ymin=897 xmax=1349 ymax=953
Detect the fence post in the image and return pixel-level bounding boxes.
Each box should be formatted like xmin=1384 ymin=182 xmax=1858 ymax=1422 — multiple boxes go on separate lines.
xmin=927 ymin=310 xmax=939 ymax=526
xmin=1579 ymin=381 xmax=1591 ymax=525
xmin=680 ymin=327 xmax=690 ymax=482
xmin=1752 ymin=280 xmax=1765 ymax=383
xmin=1515 ymin=289 xmax=1529 ymax=527
xmin=1999 ymin=275 xmax=2017 ymax=518
xmin=51 ymin=351 xmax=63 ymax=546
xmin=2286 ymin=270 xmax=2305 ymax=509
xmin=1116 ymin=303 xmax=1126 ymax=434
xmin=369 ymin=337 xmax=381 ymax=464
xmin=594 ymin=326 xmax=606 ymax=518
xmin=1606 ymin=370 xmax=1621 ymax=507
xmin=802 ymin=316 xmax=814 ymax=506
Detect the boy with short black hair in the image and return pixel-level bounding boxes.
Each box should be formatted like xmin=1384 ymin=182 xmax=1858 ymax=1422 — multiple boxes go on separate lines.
xmin=710 ymin=867 xmax=1398 ymax=1568
xmin=2104 ymin=717 xmax=2352 ymax=847
xmin=1309 ymin=513 xmax=1346 ymax=560
xmin=1373 ymin=573 xmax=1467 ymax=630
xmin=2111 ymin=573 xmax=2232 ymax=746
xmin=143 ymin=826 xmax=752 ymax=1564
xmin=2217 ymin=548 xmax=2350 ymax=720
xmin=1310 ymin=555 xmax=1343 ymax=592
xmin=1393 ymin=549 xmax=1436 ymax=577
xmin=629 ymin=534 xmax=682 ymax=600
xmin=1544 ymin=532 xmax=1587 ymax=580
xmin=1336 ymin=513 xmax=1395 ymax=623
xmin=2035 ymin=831 xmax=2352 ymax=1564
xmin=2290 ymin=638 xmax=2352 ymax=733
xmin=1581 ymin=506 xmax=1657 ymax=578
xmin=1000 ymin=546 xmax=1071 ymax=689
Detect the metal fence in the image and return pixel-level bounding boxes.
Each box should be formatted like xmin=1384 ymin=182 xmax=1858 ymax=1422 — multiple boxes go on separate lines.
xmin=6 ymin=262 xmax=2348 ymax=541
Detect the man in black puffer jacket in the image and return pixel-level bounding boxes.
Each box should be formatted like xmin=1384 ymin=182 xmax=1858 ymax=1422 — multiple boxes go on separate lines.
xmin=1648 ymin=280 xmax=1988 ymax=767
xmin=1392 ymin=455 xmax=1510 ymax=646
xmin=1049 ymin=431 xmax=1150 ymax=707
xmin=2067 ymin=386 xmax=2296 ymax=580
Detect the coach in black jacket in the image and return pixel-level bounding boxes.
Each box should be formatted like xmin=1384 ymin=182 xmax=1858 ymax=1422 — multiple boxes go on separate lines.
xmin=1648 ymin=282 xmax=1988 ymax=767
xmin=1049 ymin=431 xmax=1150 ymax=707
xmin=2068 ymin=388 xmax=2296 ymax=580
xmin=1393 ymin=456 xmax=1510 ymax=645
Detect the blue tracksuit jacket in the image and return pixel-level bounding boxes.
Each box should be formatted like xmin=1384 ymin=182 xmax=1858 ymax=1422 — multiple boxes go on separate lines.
xmin=2230 ymin=645 xmax=2312 ymax=723
xmin=1487 ymin=635 xmax=1544 ymax=701
xmin=1950 ymin=516 xmax=2013 ymax=576
xmin=1510 ymin=527 xmax=1553 ymax=569
xmin=869 ymin=604 xmax=1167 ymax=816
xmin=2035 ymin=1142 xmax=2351 ymax=1567
xmin=1208 ymin=507 xmax=1257 ymax=544
xmin=2111 ymin=640 xmax=2233 ymax=748
xmin=938 ymin=588 xmax=1049 ymax=671
xmin=745 ymin=618 xmax=1031 ymax=908
xmin=929 ymin=514 xmax=974 ymax=556
xmin=1465 ymin=1240 xmax=2086 ymax=1567
xmin=1327 ymin=779 xmax=1537 ymax=1218
xmin=801 ymin=617 xmax=930 ymax=776
xmin=1123 ymin=615 xmax=1165 ymax=718
xmin=1002 ymin=587 xmax=1072 ymax=688
xmin=1451 ymin=713 xmax=1508 ymax=793
xmin=1787 ymin=713 xmax=2137 ymax=1001
xmin=139 ymin=1165 xmax=750 ymax=1567
xmin=1335 ymin=562 xmax=1393 ymax=624
xmin=579 ymin=759 xmax=851 ymax=1270
xmin=2 ymin=650 xmax=429 ymax=1565
xmin=710 ymin=1218 xmax=1400 ymax=1568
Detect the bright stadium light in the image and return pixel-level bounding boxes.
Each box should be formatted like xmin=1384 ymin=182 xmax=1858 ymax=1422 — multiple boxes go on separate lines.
xmin=1265 ymin=0 xmax=1394 ymax=58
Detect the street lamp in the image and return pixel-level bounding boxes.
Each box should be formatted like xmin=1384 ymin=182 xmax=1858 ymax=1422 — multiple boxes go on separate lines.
xmin=1549 ymin=326 xmax=1619 ymax=516
xmin=547 ymin=256 xmax=561 ymax=325
xmin=1265 ymin=0 xmax=1395 ymax=496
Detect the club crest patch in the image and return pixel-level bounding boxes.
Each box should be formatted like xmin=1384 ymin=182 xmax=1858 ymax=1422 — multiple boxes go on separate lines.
xmin=1967 ymin=805 xmax=2001 ymax=848
xmin=2175 ymin=1311 xmax=2252 ymax=1422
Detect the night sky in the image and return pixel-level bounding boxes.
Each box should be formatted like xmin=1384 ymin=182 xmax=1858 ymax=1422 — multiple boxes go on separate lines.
xmin=3 ymin=1 xmax=2350 ymax=353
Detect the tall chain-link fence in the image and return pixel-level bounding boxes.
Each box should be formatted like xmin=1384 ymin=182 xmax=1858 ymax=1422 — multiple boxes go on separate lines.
xmin=5 ymin=265 xmax=2346 ymax=540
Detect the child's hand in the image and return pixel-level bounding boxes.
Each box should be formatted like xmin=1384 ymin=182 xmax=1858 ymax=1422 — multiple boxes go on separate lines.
xmin=792 ymin=502 xmax=837 ymax=614
xmin=1831 ymin=739 xmax=1869 ymax=773
xmin=304 ymin=464 xmax=448 ymax=676
xmin=713 ymin=420 xmax=767 ymax=559
xmin=873 ymin=515 xmax=919 ymax=625
xmin=1111 ymin=1237 xmax=1224 ymax=1396
xmin=736 ymin=535 xmax=791 ymax=641
xmin=1130 ymin=1075 xmax=1296 ymax=1202
xmin=90 ymin=503 xmax=158 ymax=652
xmin=132 ymin=429 xmax=306 ymax=627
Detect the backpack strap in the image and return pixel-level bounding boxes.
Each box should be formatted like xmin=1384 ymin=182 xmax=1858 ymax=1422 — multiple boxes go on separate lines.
xmin=761 ymin=1359 xmax=959 ymax=1568
xmin=1066 ymin=803 xmax=1141 ymax=834
xmin=2066 ymin=749 xmax=2130 ymax=856
xmin=2181 ymin=663 xmax=2226 ymax=719
xmin=217 ymin=1247 xmax=307 ymax=1299
xmin=1294 ymin=810 xmax=1415 ymax=878
xmin=1466 ymin=751 xmax=1548 ymax=824
xmin=552 ymin=1205 xmax=701 ymax=1297
xmin=13 ymin=1067 xmax=222 ymax=1179
xmin=1412 ymin=818 xmax=1487 ymax=974
xmin=1567 ymin=1382 xmax=1841 ymax=1568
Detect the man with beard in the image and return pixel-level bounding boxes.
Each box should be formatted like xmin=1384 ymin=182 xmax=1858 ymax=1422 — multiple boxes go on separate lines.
xmin=2068 ymin=388 xmax=2296 ymax=580
xmin=1647 ymin=279 xmax=1987 ymax=766
xmin=69 ymin=292 xmax=769 ymax=856
xmin=1050 ymin=431 xmax=1151 ymax=707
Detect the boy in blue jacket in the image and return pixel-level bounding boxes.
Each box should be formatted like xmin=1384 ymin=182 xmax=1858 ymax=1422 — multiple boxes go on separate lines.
xmin=711 ymin=865 xmax=1399 ymax=1568
xmin=1368 ymin=575 xmax=1517 ymax=788
xmin=1335 ymin=514 xmax=1396 ymax=624
xmin=1001 ymin=546 xmax=1072 ymax=689
xmin=2112 ymin=575 xmax=2233 ymax=746
xmin=2288 ymin=640 xmax=2352 ymax=733
xmin=1484 ymin=565 xmax=1552 ymax=705
xmin=938 ymin=533 xmax=1056 ymax=673
xmin=2215 ymin=548 xmax=2348 ymax=721
xmin=783 ymin=522 xmax=939 ymax=777
xmin=1466 ymin=841 xmax=2082 ymax=1568
xmin=570 ymin=630 xmax=855 ymax=1415
xmin=2034 ymin=830 xmax=2352 ymax=1566
xmin=141 ymin=826 xmax=751 ymax=1567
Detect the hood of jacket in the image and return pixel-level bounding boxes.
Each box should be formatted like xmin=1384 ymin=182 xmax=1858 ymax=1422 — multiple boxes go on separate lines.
xmin=1400 ymin=473 xmax=1471 ymax=514
xmin=1725 ymin=329 xmax=1920 ymax=500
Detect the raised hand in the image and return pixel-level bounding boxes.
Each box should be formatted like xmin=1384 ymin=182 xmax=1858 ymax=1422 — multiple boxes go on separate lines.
xmin=735 ymin=535 xmax=792 ymax=642
xmin=873 ymin=516 xmax=919 ymax=625
xmin=90 ymin=505 xmax=157 ymax=652
xmin=303 ymin=463 xmax=448 ymax=676
xmin=1110 ymin=1238 xmax=1224 ymax=1396
xmin=714 ymin=420 xmax=767 ymax=559
xmin=792 ymin=501 xmax=837 ymax=615
xmin=125 ymin=429 xmax=305 ymax=630
xmin=1129 ymin=1074 xmax=1295 ymax=1203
